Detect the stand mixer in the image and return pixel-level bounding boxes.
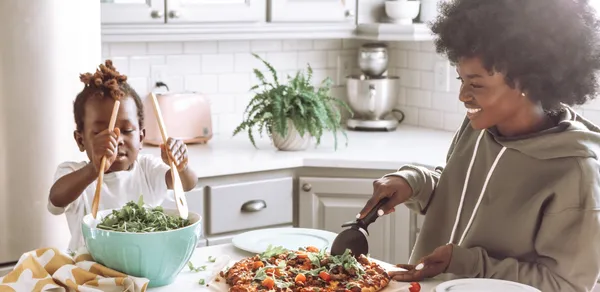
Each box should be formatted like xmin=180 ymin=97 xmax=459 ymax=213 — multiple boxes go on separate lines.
xmin=346 ymin=43 xmax=404 ymax=131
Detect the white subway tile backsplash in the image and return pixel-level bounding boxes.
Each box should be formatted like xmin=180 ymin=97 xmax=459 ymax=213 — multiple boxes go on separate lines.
xmin=166 ymin=55 xmax=201 ymax=75
xmin=148 ymin=42 xmax=183 ymax=55
xmin=251 ymin=40 xmax=282 ymax=52
xmin=418 ymin=109 xmax=443 ymax=129
xmin=202 ymin=54 xmax=235 ymax=73
xmin=128 ymin=77 xmax=149 ymax=96
xmin=400 ymin=106 xmax=419 ymax=125
xmin=184 ymin=75 xmax=219 ymax=94
xmin=407 ymin=52 xmax=434 ymax=71
xmin=111 ymin=57 xmax=130 ymax=75
xmin=110 ymin=43 xmax=147 ymax=56
xmin=184 ymin=41 xmax=218 ymax=54
xmin=443 ymin=113 xmax=465 ymax=131
xmin=112 ymin=39 xmax=600 ymax=136
xmin=393 ymin=50 xmax=408 ymax=68
xmin=130 ymin=56 xmax=165 ymax=77
xmin=164 ymin=76 xmax=184 ymax=92
xmin=342 ymin=39 xmax=360 ymax=49
xmin=419 ymin=72 xmax=435 ymax=90
xmin=218 ymin=41 xmax=250 ymax=53
xmin=207 ymin=94 xmax=236 ymax=115
xmin=314 ymin=39 xmax=342 ymax=50
xmin=266 ymin=52 xmax=298 ymax=71
xmin=406 ymin=89 xmax=432 ymax=108
xmin=282 ymin=40 xmax=313 ymax=51
xmin=218 ymin=73 xmax=251 ymax=93
xmin=234 ymin=52 xmax=266 ymax=73
xmin=399 ymin=69 xmax=420 ymax=88
xmin=431 ymin=92 xmax=460 ymax=113
xmin=396 ymin=42 xmax=420 ymax=51
xmin=297 ymin=51 xmax=328 ymax=69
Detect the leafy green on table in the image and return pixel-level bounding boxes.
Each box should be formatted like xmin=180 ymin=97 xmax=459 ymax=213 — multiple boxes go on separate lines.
xmin=198 ymin=278 xmax=205 ymax=285
xmin=208 ymin=256 xmax=216 ymax=263
xmin=187 ymin=261 xmax=206 ymax=272
xmin=97 ymin=197 xmax=192 ymax=233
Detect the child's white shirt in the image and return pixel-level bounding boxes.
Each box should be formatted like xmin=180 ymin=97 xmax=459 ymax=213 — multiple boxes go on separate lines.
xmin=47 ymin=154 xmax=172 ymax=253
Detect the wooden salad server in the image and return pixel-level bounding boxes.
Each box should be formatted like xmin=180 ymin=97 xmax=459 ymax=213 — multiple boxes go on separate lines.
xmin=91 ymin=99 xmax=121 ymax=219
xmin=149 ymin=93 xmax=189 ymax=219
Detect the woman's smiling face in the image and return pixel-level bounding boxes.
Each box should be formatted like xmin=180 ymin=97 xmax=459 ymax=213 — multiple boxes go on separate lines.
xmin=457 ymin=57 xmax=529 ymax=131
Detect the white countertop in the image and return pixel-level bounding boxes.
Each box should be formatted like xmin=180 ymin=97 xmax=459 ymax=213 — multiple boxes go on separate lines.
xmin=140 ymin=126 xmax=454 ymax=178
xmin=149 ymin=243 xmax=442 ymax=292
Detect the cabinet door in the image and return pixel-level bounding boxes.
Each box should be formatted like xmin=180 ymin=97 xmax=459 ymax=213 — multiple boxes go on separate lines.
xmin=166 ymin=0 xmax=266 ymax=23
xmin=268 ymin=0 xmax=356 ymax=23
xmin=298 ymin=177 xmax=410 ymax=263
xmin=206 ymin=177 xmax=293 ymax=235
xmin=101 ymin=0 xmax=166 ymax=24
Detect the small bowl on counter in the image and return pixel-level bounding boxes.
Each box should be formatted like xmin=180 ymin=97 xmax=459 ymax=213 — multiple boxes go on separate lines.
xmin=385 ymin=0 xmax=421 ymax=25
xmin=81 ymin=209 xmax=202 ymax=288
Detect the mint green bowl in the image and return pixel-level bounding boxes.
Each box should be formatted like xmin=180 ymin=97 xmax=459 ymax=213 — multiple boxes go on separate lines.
xmin=81 ymin=209 xmax=202 ymax=288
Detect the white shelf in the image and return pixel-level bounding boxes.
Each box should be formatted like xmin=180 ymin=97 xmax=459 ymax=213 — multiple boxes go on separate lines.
xmin=356 ymin=23 xmax=434 ymax=41
xmin=101 ymin=23 xmax=357 ymax=43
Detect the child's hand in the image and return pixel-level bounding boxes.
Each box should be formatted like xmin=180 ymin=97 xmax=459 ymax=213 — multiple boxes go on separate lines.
xmin=161 ymin=138 xmax=189 ymax=172
xmin=91 ymin=128 xmax=121 ymax=173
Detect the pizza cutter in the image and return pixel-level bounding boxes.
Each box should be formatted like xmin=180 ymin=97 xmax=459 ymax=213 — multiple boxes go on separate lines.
xmin=330 ymin=197 xmax=390 ymax=257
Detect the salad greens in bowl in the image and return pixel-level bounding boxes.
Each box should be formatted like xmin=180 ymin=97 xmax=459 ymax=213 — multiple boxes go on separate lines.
xmin=82 ymin=198 xmax=202 ymax=288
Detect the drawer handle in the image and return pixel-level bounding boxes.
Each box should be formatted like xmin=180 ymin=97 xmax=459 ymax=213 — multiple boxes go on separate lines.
xmin=241 ymin=200 xmax=267 ymax=212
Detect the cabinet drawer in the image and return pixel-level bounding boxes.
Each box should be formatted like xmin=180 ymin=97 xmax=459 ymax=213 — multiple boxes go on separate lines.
xmin=207 ymin=177 xmax=293 ymax=235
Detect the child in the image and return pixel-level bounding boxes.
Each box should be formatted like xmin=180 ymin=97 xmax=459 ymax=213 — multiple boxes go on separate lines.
xmin=48 ymin=60 xmax=198 ymax=253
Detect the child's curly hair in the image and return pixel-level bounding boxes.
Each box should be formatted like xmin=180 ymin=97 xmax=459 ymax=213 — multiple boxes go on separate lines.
xmin=74 ymin=60 xmax=144 ymax=132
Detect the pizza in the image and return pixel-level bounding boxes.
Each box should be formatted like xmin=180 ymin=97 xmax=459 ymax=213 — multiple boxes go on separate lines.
xmin=219 ymin=245 xmax=392 ymax=292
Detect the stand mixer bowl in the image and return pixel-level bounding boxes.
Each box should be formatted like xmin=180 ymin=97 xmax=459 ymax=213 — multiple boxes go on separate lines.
xmin=358 ymin=43 xmax=389 ymax=77
xmin=346 ymin=76 xmax=400 ymax=120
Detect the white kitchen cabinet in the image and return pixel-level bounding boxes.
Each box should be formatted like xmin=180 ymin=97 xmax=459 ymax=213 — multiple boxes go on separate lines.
xmin=205 ymin=177 xmax=293 ymax=235
xmin=268 ymin=0 xmax=356 ymax=23
xmin=298 ymin=177 xmax=411 ymax=264
xmin=166 ymin=0 xmax=267 ymax=24
xmin=101 ymin=0 xmax=166 ymax=24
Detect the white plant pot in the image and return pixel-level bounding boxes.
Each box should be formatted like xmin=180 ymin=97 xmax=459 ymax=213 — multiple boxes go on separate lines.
xmin=271 ymin=119 xmax=311 ymax=151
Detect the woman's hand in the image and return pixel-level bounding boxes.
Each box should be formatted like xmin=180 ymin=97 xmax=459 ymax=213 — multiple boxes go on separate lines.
xmin=357 ymin=175 xmax=413 ymax=218
xmin=161 ymin=137 xmax=189 ymax=172
xmin=389 ymin=244 xmax=453 ymax=282
xmin=91 ymin=128 xmax=121 ymax=173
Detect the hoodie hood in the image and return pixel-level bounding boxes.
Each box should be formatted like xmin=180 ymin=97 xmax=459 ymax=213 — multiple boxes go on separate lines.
xmin=491 ymin=106 xmax=600 ymax=160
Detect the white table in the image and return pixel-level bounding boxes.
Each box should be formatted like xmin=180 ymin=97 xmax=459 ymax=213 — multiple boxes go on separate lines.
xmin=149 ymin=243 xmax=442 ymax=292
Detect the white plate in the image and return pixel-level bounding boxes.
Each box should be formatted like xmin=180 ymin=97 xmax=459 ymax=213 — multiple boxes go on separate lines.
xmin=231 ymin=227 xmax=338 ymax=254
xmin=436 ymin=278 xmax=541 ymax=292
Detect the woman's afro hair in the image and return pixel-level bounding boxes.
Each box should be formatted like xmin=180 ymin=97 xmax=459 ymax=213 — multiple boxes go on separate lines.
xmin=430 ymin=0 xmax=600 ymax=110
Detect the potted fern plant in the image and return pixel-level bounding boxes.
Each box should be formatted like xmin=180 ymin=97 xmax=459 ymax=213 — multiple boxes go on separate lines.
xmin=233 ymin=53 xmax=352 ymax=151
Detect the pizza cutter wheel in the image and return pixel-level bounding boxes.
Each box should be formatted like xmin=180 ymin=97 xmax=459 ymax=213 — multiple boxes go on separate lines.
xmin=330 ymin=198 xmax=390 ymax=257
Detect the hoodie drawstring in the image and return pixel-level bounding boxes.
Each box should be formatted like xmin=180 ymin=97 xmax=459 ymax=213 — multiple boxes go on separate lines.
xmin=448 ymin=130 xmax=507 ymax=246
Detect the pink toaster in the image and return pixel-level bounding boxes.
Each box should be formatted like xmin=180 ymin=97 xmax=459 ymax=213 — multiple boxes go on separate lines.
xmin=143 ymin=90 xmax=213 ymax=146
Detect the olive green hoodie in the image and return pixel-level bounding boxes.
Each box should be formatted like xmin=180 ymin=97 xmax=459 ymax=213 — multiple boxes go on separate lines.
xmin=387 ymin=107 xmax=600 ymax=292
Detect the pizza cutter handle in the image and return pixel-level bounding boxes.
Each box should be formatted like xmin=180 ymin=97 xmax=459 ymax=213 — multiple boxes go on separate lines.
xmin=361 ymin=197 xmax=390 ymax=228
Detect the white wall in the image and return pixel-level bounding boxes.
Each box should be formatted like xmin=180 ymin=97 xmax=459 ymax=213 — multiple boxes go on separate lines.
xmin=101 ymin=39 xmax=600 ymax=136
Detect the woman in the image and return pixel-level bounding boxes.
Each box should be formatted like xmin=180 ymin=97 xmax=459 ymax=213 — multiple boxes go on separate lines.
xmin=358 ymin=0 xmax=600 ymax=291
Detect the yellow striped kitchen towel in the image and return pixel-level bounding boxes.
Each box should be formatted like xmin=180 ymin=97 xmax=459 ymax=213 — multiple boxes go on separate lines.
xmin=0 ymin=247 xmax=148 ymax=292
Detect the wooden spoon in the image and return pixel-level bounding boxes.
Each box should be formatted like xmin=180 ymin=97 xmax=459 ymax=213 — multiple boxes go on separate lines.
xmin=91 ymin=100 xmax=121 ymax=219
xmin=149 ymin=93 xmax=189 ymax=219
